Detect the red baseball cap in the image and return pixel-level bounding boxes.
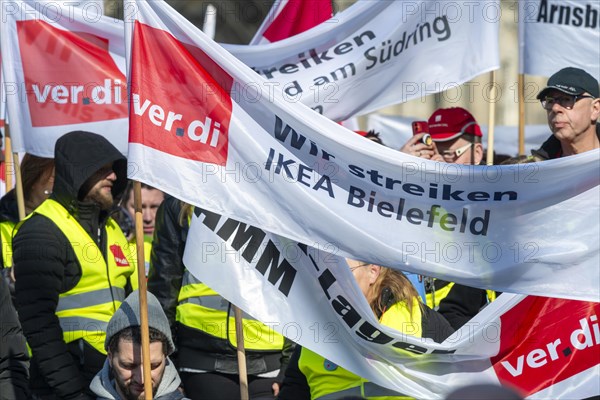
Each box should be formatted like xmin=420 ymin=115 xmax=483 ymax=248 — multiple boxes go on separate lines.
xmin=427 ymin=107 xmax=483 ymax=142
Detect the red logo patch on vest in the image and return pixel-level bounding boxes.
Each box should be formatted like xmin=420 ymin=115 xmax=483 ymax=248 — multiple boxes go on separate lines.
xmin=109 ymin=245 xmax=130 ymax=267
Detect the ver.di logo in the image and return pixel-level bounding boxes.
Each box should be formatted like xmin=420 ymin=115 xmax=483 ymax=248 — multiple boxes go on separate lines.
xmin=129 ymin=21 xmax=233 ymax=166
xmin=17 ymin=20 xmax=127 ymax=126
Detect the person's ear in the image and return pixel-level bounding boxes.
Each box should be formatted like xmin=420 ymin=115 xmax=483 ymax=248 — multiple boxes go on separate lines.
xmin=590 ymin=98 xmax=600 ymax=122
xmin=473 ymin=143 xmax=484 ymax=165
xmin=107 ymin=351 xmax=114 ymax=368
xmin=368 ymin=265 xmax=381 ymax=285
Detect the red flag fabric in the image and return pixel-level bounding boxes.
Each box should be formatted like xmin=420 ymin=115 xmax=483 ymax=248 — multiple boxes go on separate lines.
xmin=251 ymin=0 xmax=332 ymax=44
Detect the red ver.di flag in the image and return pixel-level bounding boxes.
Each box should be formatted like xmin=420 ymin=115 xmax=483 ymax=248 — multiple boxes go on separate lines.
xmin=128 ymin=20 xmax=232 ymax=165
xmin=250 ymin=0 xmax=333 ymax=45
xmin=1 ymin=0 xmax=128 ymax=156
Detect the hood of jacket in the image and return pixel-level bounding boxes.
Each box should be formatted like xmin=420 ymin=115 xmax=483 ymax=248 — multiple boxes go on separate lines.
xmin=51 ymin=131 xmax=127 ymax=212
xmin=90 ymin=358 xmax=186 ymax=400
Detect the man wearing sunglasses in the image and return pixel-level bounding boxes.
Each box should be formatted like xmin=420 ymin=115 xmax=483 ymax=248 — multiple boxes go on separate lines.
xmin=534 ymin=67 xmax=600 ymax=159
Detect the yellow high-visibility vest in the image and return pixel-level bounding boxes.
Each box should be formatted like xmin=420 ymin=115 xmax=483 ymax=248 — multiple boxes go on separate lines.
xmin=33 ymin=199 xmax=138 ymax=354
xmin=299 ymin=301 xmax=422 ymax=400
xmin=0 ymin=220 xmax=16 ymax=268
xmin=177 ymin=269 xmax=284 ymax=351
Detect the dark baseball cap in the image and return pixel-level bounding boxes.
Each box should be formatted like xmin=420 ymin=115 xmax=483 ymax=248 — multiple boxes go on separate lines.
xmin=537 ymin=67 xmax=600 ymax=100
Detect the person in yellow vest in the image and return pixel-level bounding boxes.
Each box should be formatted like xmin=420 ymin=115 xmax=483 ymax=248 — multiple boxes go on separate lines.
xmin=13 ymin=131 xmax=138 ymax=400
xmin=277 ymin=260 xmax=453 ymax=400
xmin=148 ymin=197 xmax=294 ymax=399
xmin=0 ymin=154 xmax=55 ymax=296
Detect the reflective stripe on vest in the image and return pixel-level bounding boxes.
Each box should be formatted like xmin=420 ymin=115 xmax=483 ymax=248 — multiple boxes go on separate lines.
xmin=56 ymin=287 xmax=126 ymax=312
xmin=0 ymin=220 xmax=16 ymax=268
xmin=300 ymin=301 xmax=420 ymax=400
xmin=177 ymin=269 xmax=284 ymax=351
xmin=33 ymin=199 xmax=137 ymax=354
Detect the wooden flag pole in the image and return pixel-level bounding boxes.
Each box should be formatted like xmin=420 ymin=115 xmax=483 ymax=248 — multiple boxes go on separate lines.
xmin=233 ymin=305 xmax=249 ymax=400
xmin=12 ymin=152 xmax=25 ymax=221
xmin=518 ymin=73 xmax=526 ymax=155
xmin=4 ymin=124 xmax=25 ymax=219
xmin=133 ymin=181 xmax=153 ymax=400
xmin=486 ymin=70 xmax=497 ymax=165
xmin=3 ymin=124 xmax=13 ymax=191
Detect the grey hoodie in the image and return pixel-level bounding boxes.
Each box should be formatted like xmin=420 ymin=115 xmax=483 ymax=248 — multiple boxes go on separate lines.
xmin=90 ymin=358 xmax=188 ymax=400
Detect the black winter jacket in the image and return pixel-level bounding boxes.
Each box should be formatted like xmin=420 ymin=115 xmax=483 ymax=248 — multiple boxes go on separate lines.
xmin=0 ymin=275 xmax=30 ymax=399
xmin=148 ymin=196 xmax=295 ymax=380
xmin=13 ymin=131 xmax=128 ymax=399
xmin=438 ymin=284 xmax=500 ymax=331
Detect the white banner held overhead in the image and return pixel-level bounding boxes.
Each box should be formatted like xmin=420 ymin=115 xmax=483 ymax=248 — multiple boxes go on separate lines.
xmin=224 ymin=0 xmax=500 ymax=121
xmin=1 ymin=0 xmax=127 ymax=157
xmin=183 ymin=210 xmax=600 ymax=399
xmin=519 ymin=0 xmax=600 ymax=79
xmin=125 ymin=0 xmax=599 ymax=302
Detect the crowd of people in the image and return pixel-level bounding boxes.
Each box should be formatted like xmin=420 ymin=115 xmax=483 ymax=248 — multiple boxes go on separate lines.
xmin=0 ymin=66 xmax=598 ymax=399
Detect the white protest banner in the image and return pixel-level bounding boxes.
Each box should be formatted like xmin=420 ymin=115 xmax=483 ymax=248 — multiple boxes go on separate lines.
xmin=249 ymin=0 xmax=333 ymax=45
xmin=125 ymin=0 xmax=599 ymax=301
xmin=0 ymin=52 xmax=5 ymax=136
xmin=367 ymin=113 xmax=551 ymax=157
xmin=248 ymin=0 xmax=369 ymax=132
xmin=1 ymin=0 xmax=127 ymax=156
xmin=223 ymin=0 xmax=500 ymax=121
xmin=183 ymin=210 xmax=600 ymax=399
xmin=519 ymin=0 xmax=600 ymax=79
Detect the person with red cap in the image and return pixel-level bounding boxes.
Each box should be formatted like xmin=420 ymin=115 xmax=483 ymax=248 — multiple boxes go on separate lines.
xmin=400 ymin=107 xmax=484 ymax=165
xmin=399 ymin=108 xmax=495 ymax=329
xmin=354 ymin=129 xmax=385 ymax=145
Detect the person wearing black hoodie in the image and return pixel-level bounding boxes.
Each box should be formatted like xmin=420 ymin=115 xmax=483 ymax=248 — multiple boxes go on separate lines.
xmin=13 ymin=131 xmax=138 ymax=399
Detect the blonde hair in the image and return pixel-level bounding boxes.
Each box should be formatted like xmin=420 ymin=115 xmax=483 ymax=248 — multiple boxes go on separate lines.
xmin=369 ymin=267 xmax=423 ymax=320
